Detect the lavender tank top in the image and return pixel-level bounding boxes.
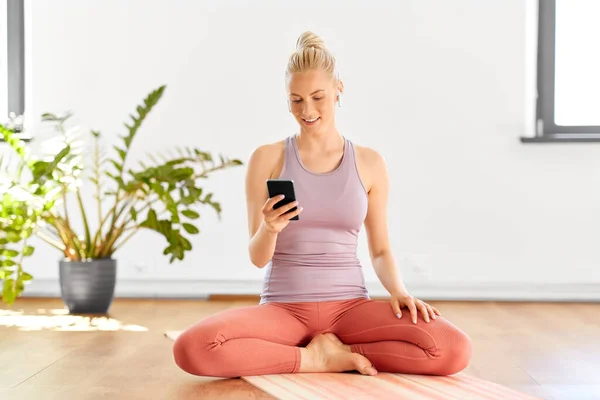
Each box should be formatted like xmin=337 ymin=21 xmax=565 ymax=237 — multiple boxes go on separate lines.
xmin=259 ymin=134 xmax=371 ymax=304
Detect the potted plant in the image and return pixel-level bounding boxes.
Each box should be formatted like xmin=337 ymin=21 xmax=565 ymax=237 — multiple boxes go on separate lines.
xmin=0 ymin=85 xmax=242 ymax=313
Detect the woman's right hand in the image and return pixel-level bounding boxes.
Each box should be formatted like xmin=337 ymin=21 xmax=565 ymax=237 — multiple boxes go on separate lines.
xmin=261 ymin=195 xmax=303 ymax=234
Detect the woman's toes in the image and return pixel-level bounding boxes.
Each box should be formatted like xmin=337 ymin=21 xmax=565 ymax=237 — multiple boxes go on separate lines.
xmin=353 ymin=354 xmax=377 ymax=376
xmin=360 ymin=364 xmax=377 ymax=376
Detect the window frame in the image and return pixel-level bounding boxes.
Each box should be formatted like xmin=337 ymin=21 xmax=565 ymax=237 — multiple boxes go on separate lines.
xmin=0 ymin=1 xmax=8 ymax=122
xmin=522 ymin=0 xmax=600 ymax=143
xmin=1 ymin=0 xmax=26 ymax=141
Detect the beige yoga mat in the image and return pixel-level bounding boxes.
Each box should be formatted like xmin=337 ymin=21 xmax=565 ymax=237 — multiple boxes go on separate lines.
xmin=165 ymin=330 xmax=541 ymax=400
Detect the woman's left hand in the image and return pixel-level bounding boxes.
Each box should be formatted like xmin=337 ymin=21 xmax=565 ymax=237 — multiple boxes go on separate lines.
xmin=390 ymin=291 xmax=441 ymax=324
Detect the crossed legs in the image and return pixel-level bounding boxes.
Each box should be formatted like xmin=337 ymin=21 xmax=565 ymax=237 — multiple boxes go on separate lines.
xmin=173 ymin=298 xmax=472 ymax=378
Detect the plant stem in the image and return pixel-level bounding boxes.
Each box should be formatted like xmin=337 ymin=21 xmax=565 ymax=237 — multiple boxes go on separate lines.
xmin=35 ymin=231 xmax=66 ymax=252
xmin=48 ymin=212 xmax=83 ymax=260
xmin=41 ymin=226 xmax=62 ymax=239
xmin=99 ymin=225 xmax=124 ymax=258
xmin=44 ymin=215 xmax=72 ymax=258
xmin=93 ymin=133 xmax=103 ymax=226
xmin=117 ymin=195 xmax=158 ymax=229
xmin=114 ymin=199 xmax=133 ymax=226
xmin=97 ymin=195 xmax=132 ymax=257
xmin=121 ymin=224 xmax=140 ymax=232
xmin=91 ymin=193 xmax=127 ymax=255
xmin=112 ymin=228 xmax=139 ymax=254
xmin=62 ymin=188 xmax=70 ymax=227
xmin=75 ymin=188 xmax=91 ymax=256
xmin=132 ymin=195 xmax=160 ymax=218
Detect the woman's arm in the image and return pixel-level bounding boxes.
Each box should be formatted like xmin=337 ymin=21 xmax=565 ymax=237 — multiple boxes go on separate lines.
xmin=363 ymin=150 xmax=409 ymax=295
xmin=245 ymin=145 xmax=279 ymax=268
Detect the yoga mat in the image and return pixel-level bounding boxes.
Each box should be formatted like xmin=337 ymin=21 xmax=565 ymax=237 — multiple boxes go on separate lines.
xmin=165 ymin=330 xmax=541 ymax=400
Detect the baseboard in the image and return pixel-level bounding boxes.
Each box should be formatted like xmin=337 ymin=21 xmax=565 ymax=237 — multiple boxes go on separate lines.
xmin=19 ymin=278 xmax=600 ymax=302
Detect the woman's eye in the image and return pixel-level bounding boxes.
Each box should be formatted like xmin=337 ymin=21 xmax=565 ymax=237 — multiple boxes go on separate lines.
xmin=291 ymin=97 xmax=322 ymax=103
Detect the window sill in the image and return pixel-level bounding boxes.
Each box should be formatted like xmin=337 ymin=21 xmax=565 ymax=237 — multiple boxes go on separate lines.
xmin=520 ymin=133 xmax=600 ymax=143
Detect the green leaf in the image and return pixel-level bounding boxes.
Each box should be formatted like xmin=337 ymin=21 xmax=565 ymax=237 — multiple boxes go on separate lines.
xmin=150 ymin=182 xmax=165 ymax=196
xmin=173 ymin=245 xmax=184 ymax=260
xmin=172 ymin=167 xmax=194 ymax=181
xmin=0 ymin=259 xmax=16 ymax=267
xmin=165 ymin=157 xmax=188 ymax=167
xmin=182 ymin=223 xmax=199 ymax=234
xmin=114 ymin=146 xmax=127 ymax=161
xmin=180 ymin=236 xmax=192 ymax=251
xmin=21 ymin=272 xmax=33 ymax=281
xmin=145 ymin=209 xmax=158 ymax=228
xmin=15 ymin=277 xmax=24 ymax=292
xmin=47 ymin=145 xmax=71 ymax=174
xmin=168 ymin=204 xmax=180 ymax=224
xmin=181 ymin=209 xmax=199 ymax=219
xmin=3 ymin=279 xmax=16 ymax=304
xmin=120 ymin=85 xmax=165 ymax=150
xmin=1 ymin=249 xmax=19 ymax=257
xmin=158 ymin=220 xmax=171 ymax=235
xmin=22 ymin=245 xmax=35 ymax=256
xmin=41 ymin=113 xmax=59 ymax=121
xmin=130 ymin=207 xmax=138 ymax=222
xmin=6 ymin=231 xmax=21 ymax=242
xmin=109 ymin=159 xmax=123 ymax=173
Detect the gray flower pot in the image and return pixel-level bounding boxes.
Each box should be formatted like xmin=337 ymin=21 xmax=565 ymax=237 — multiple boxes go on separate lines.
xmin=59 ymin=258 xmax=117 ymax=314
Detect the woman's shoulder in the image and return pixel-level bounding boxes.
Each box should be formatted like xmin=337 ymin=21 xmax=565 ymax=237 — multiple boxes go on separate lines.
xmin=247 ymin=139 xmax=287 ymax=179
xmin=252 ymin=139 xmax=286 ymax=156
xmin=351 ymin=141 xmax=388 ymax=193
xmin=352 ymin=141 xmax=386 ymax=167
xmin=249 ymin=139 xmax=286 ymax=163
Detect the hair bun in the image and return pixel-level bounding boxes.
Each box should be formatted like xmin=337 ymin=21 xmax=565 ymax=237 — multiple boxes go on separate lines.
xmin=286 ymin=31 xmax=338 ymax=84
xmin=296 ymin=31 xmax=327 ymax=51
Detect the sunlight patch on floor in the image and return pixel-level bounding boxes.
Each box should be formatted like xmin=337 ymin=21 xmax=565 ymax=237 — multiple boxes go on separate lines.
xmin=0 ymin=309 xmax=148 ymax=331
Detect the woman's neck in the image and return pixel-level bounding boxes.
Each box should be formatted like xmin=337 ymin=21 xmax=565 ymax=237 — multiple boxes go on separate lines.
xmin=296 ymin=127 xmax=342 ymax=153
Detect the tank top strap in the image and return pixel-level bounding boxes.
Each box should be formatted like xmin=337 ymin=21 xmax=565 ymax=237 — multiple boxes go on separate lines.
xmin=339 ymin=136 xmax=352 ymax=174
xmin=278 ymin=135 xmax=295 ymax=178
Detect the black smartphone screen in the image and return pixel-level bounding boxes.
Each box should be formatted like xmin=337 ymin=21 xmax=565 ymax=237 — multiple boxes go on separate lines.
xmin=266 ymin=179 xmax=299 ymax=221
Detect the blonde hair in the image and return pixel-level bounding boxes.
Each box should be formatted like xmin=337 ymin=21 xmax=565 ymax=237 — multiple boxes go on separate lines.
xmin=286 ymin=31 xmax=339 ymax=84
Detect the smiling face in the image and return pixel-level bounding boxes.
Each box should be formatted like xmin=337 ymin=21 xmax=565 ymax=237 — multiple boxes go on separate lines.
xmin=287 ymin=69 xmax=343 ymax=134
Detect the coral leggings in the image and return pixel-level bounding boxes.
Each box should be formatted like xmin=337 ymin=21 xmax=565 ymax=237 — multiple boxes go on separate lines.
xmin=173 ymin=297 xmax=472 ymax=378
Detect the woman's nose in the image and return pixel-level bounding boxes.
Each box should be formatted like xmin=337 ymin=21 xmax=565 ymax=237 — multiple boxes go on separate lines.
xmin=302 ymin=102 xmax=316 ymax=116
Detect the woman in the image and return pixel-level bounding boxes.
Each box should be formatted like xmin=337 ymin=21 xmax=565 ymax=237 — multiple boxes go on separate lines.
xmin=173 ymin=31 xmax=472 ymax=378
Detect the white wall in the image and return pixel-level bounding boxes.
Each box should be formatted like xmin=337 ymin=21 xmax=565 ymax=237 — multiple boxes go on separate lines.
xmin=14 ymin=0 xmax=600 ymax=301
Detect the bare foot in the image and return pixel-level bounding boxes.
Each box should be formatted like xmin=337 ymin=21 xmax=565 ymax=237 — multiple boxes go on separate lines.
xmin=299 ymin=333 xmax=377 ymax=376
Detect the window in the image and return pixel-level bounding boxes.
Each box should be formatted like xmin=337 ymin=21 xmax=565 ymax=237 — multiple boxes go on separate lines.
xmin=523 ymin=0 xmax=600 ymax=143
xmin=1 ymin=0 xmax=25 ymax=140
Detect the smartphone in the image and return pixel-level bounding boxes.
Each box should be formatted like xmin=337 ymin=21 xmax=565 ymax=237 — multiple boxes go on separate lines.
xmin=266 ymin=179 xmax=299 ymax=221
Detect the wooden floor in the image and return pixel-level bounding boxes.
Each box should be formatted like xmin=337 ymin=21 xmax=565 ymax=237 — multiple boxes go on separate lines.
xmin=0 ymin=297 xmax=599 ymax=400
